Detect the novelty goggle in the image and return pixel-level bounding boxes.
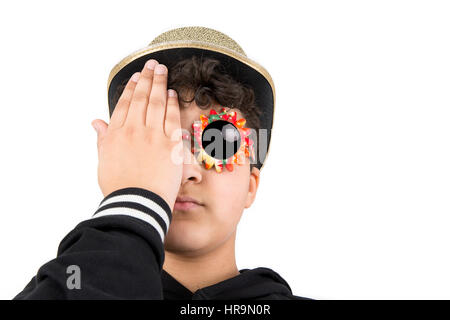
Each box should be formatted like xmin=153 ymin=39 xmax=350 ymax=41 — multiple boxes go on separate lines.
xmin=181 ymin=107 xmax=256 ymax=173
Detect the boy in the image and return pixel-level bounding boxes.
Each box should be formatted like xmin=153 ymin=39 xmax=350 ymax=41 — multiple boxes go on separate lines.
xmin=14 ymin=26 xmax=308 ymax=300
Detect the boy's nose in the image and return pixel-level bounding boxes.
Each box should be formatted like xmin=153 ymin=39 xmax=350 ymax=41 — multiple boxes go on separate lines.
xmin=180 ymin=140 xmax=203 ymax=184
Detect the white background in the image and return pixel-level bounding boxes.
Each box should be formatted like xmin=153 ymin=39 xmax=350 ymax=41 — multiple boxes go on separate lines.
xmin=0 ymin=0 xmax=449 ymax=300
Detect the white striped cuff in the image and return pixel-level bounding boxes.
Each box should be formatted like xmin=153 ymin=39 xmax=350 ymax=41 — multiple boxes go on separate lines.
xmin=91 ymin=187 xmax=172 ymax=243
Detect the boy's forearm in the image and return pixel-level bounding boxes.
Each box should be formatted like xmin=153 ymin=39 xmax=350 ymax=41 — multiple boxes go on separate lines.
xmin=14 ymin=187 xmax=171 ymax=300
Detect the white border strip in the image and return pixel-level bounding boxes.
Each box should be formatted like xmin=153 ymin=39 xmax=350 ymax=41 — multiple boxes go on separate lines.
xmin=98 ymin=194 xmax=170 ymax=230
xmin=92 ymin=207 xmax=165 ymax=243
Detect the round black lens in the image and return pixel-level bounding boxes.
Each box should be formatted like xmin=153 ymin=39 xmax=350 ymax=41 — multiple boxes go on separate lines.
xmin=201 ymin=120 xmax=241 ymax=160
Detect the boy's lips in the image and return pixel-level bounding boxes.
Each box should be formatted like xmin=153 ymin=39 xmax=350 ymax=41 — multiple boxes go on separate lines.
xmin=175 ymin=195 xmax=202 ymax=205
xmin=174 ymin=195 xmax=203 ymax=211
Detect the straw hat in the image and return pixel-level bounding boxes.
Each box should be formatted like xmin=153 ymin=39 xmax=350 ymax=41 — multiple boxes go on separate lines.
xmin=107 ymin=26 xmax=275 ymax=170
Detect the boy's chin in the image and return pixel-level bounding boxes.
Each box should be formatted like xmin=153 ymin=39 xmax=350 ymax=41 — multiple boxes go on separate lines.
xmin=164 ymin=227 xmax=212 ymax=253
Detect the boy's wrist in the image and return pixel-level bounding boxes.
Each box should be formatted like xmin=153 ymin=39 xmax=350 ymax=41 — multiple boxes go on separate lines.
xmin=92 ymin=187 xmax=172 ymax=243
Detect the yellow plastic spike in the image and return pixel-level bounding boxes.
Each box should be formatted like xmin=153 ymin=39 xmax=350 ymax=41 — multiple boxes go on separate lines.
xmin=204 ymin=153 xmax=215 ymax=169
xmin=196 ymin=149 xmax=205 ymax=163
xmin=236 ymin=118 xmax=246 ymax=129
xmin=200 ymin=114 xmax=209 ymax=129
xmin=214 ymin=160 xmax=223 ymax=173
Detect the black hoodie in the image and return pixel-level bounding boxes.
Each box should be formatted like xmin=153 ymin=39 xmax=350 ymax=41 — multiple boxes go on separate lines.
xmin=13 ymin=187 xmax=309 ymax=300
xmin=161 ymin=268 xmax=307 ymax=300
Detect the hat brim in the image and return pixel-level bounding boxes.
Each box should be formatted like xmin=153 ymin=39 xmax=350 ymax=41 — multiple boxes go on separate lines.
xmin=107 ymin=41 xmax=275 ymax=171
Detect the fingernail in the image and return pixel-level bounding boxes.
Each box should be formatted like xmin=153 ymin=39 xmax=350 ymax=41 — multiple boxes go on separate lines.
xmin=130 ymin=73 xmax=140 ymax=82
xmin=155 ymin=64 xmax=167 ymax=75
xmin=168 ymin=89 xmax=176 ymax=97
xmin=146 ymin=59 xmax=158 ymax=70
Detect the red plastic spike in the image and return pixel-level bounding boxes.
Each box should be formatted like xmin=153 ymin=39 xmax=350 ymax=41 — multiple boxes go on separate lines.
xmin=229 ymin=111 xmax=237 ymax=123
xmin=241 ymin=127 xmax=251 ymax=137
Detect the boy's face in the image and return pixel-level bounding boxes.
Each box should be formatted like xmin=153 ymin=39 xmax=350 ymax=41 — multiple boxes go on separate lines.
xmin=163 ymin=99 xmax=260 ymax=255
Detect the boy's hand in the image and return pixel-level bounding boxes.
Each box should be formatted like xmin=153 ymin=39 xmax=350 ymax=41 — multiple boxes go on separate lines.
xmin=91 ymin=59 xmax=183 ymax=210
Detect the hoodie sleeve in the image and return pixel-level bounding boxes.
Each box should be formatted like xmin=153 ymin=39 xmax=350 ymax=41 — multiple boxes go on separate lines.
xmin=13 ymin=187 xmax=172 ymax=300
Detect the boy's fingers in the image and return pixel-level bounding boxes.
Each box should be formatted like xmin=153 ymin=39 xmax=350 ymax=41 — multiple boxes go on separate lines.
xmin=108 ymin=72 xmax=139 ymax=130
xmin=92 ymin=119 xmax=109 ymax=148
xmin=146 ymin=64 xmax=168 ymax=130
xmin=124 ymin=59 xmax=158 ymax=127
xmin=164 ymin=89 xmax=181 ymax=139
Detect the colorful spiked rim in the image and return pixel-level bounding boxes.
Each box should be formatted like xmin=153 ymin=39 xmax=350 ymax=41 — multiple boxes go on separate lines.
xmin=183 ymin=107 xmax=255 ymax=173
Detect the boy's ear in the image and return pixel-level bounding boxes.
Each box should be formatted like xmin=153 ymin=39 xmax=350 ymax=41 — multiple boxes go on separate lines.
xmin=245 ymin=167 xmax=260 ymax=208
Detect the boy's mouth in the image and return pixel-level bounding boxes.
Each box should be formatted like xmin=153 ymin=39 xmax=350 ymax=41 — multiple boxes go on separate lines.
xmin=174 ymin=196 xmax=203 ymax=211
xmin=174 ymin=201 xmax=200 ymax=211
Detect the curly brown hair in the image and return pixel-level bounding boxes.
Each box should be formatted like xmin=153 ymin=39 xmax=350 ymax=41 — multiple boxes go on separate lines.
xmin=167 ymin=55 xmax=261 ymax=130
xmin=111 ymin=55 xmax=261 ymax=171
